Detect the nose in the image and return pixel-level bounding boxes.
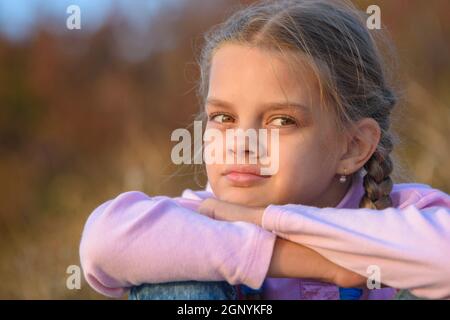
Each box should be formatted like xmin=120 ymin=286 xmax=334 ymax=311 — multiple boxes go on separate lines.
xmin=226 ymin=126 xmax=260 ymax=163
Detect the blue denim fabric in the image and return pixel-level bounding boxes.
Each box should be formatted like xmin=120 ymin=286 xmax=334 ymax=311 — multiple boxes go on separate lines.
xmin=394 ymin=289 xmax=426 ymax=300
xmin=129 ymin=281 xmax=238 ymax=300
xmin=338 ymin=287 xmax=363 ymax=300
xmin=240 ymin=284 xmax=263 ymax=296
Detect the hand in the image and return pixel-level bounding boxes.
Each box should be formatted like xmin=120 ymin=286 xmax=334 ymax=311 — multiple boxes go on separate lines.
xmin=269 ymin=237 xmax=367 ymax=287
xmin=197 ymin=198 xmax=264 ymax=226
xmin=332 ymin=264 xmax=367 ymax=288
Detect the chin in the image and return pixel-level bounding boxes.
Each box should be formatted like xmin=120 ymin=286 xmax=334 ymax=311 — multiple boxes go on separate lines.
xmin=217 ymin=188 xmax=270 ymax=207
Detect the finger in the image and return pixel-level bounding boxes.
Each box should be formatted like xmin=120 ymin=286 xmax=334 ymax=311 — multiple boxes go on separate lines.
xmin=174 ymin=198 xmax=202 ymax=211
xmin=197 ymin=199 xmax=217 ymax=218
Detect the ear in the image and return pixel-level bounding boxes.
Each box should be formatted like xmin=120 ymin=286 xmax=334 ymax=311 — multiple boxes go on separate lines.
xmin=337 ymin=118 xmax=381 ymax=175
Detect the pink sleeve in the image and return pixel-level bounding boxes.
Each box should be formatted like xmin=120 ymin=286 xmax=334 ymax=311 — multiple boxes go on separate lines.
xmin=262 ymin=189 xmax=450 ymax=299
xmin=79 ymin=191 xmax=276 ymax=298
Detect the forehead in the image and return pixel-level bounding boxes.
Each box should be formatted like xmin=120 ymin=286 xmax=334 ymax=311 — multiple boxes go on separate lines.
xmin=208 ymin=43 xmax=318 ymax=107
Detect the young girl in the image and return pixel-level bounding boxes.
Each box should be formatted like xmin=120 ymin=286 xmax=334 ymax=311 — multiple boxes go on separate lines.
xmin=79 ymin=0 xmax=450 ymax=300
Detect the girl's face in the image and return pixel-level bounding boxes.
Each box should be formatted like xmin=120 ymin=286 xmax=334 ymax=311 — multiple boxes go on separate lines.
xmin=205 ymin=44 xmax=349 ymax=207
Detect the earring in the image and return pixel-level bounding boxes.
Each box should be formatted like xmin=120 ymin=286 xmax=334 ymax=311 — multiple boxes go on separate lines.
xmin=339 ymin=169 xmax=347 ymax=183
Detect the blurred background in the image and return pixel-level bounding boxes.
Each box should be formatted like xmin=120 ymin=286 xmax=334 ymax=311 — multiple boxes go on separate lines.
xmin=0 ymin=0 xmax=448 ymax=299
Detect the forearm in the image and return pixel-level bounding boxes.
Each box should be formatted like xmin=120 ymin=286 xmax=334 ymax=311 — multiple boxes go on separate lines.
xmin=263 ymin=204 xmax=450 ymax=298
xmin=198 ymin=198 xmax=366 ymax=287
xmin=80 ymin=192 xmax=276 ymax=297
xmin=198 ymin=190 xmax=450 ymax=298
xmin=268 ymin=237 xmax=365 ymax=287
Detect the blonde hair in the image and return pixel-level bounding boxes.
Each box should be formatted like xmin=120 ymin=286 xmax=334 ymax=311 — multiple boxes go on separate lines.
xmin=196 ymin=0 xmax=397 ymax=209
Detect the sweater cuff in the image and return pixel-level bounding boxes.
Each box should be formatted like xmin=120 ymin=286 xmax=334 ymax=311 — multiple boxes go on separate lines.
xmin=241 ymin=227 xmax=277 ymax=289
xmin=262 ymin=203 xmax=319 ymax=233
xmin=262 ymin=204 xmax=284 ymax=232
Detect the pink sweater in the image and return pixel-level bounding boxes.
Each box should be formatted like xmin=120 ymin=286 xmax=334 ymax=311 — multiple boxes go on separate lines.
xmin=79 ymin=173 xmax=450 ymax=299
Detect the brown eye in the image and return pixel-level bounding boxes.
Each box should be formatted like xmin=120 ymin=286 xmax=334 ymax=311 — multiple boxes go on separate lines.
xmin=269 ymin=116 xmax=297 ymax=127
xmin=210 ymin=113 xmax=234 ymax=123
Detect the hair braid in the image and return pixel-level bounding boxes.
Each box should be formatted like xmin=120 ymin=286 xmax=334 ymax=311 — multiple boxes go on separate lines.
xmin=359 ymin=131 xmax=394 ymax=209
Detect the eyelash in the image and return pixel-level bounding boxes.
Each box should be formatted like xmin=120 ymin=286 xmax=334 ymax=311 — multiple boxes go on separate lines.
xmin=208 ymin=112 xmax=299 ymax=127
xmin=208 ymin=112 xmax=235 ymax=123
xmin=267 ymin=115 xmax=298 ymax=127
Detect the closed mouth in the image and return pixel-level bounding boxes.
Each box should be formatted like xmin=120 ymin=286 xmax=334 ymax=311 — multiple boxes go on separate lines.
xmin=222 ymin=165 xmax=271 ymax=186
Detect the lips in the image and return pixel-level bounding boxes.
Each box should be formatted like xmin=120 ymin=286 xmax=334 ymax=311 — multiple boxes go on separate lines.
xmin=222 ymin=165 xmax=271 ymax=186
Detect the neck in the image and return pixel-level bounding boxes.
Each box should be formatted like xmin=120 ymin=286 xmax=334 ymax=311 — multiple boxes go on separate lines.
xmin=311 ymin=175 xmax=353 ymax=208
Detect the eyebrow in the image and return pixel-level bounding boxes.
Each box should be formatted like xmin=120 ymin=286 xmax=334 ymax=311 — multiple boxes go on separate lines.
xmin=206 ymin=97 xmax=311 ymax=114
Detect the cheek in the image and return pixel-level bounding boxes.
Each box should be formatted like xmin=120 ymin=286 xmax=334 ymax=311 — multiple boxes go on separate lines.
xmin=205 ymin=163 xmax=220 ymax=184
xmin=271 ymin=135 xmax=333 ymax=199
xmin=205 ymin=163 xmax=229 ymax=198
xmin=276 ymin=135 xmax=322 ymax=174
xmin=276 ymin=147 xmax=317 ymax=189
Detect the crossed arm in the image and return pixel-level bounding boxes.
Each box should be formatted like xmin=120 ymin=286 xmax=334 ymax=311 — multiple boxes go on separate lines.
xmin=80 ymin=192 xmax=365 ymax=298
xmin=81 ymin=190 xmax=450 ymax=298
xmin=198 ymin=198 xmax=366 ymax=287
